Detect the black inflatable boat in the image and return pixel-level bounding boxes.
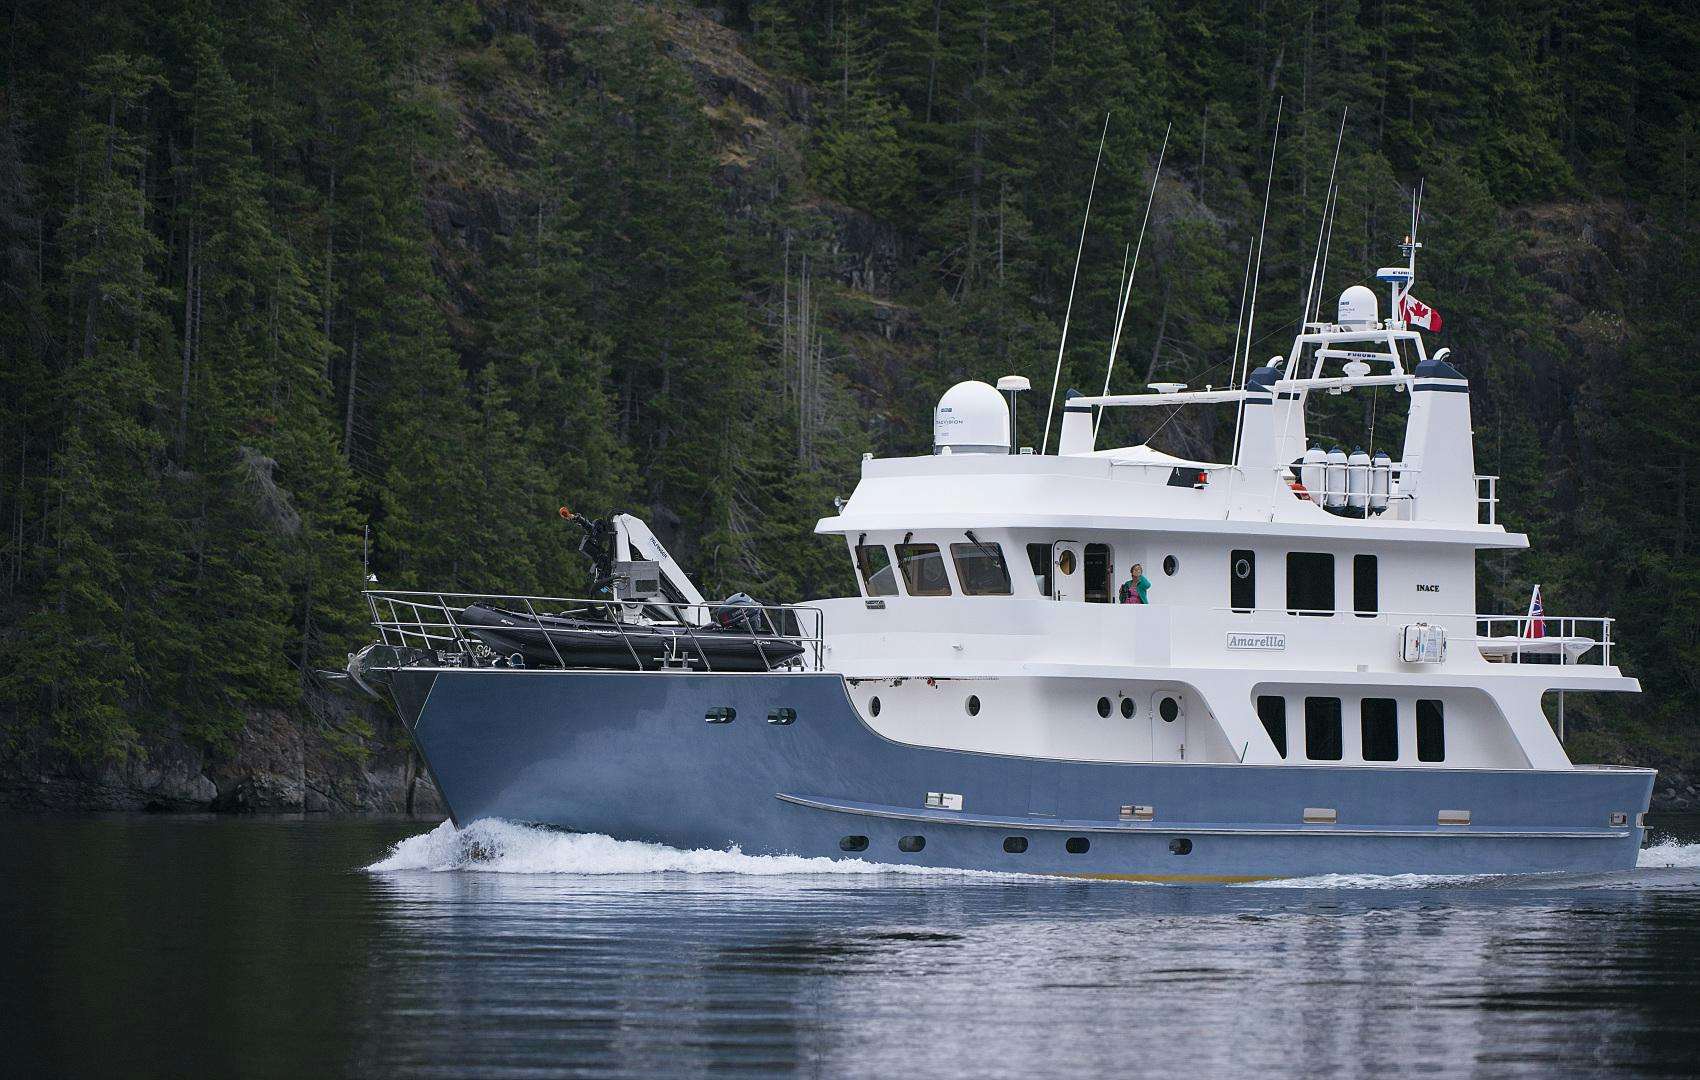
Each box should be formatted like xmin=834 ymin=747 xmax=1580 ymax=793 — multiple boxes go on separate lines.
xmin=456 ymin=603 xmax=807 ymax=672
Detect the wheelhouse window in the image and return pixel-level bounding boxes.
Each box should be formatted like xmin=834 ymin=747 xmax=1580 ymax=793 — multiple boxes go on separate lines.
xmin=1417 ymin=699 xmax=1446 ymax=762
xmin=1084 ymin=543 xmax=1113 ymax=604
xmin=895 ymin=543 xmax=952 ymax=596
xmin=1361 ymin=698 xmax=1398 ymax=761
xmin=1354 ymin=554 xmax=1378 ymax=617
xmin=1026 ymin=543 xmax=1053 ymax=597
xmin=1231 ymin=549 xmax=1256 ymax=612
xmin=950 ymin=542 xmax=1012 ymax=595
xmin=855 ymin=544 xmax=898 ymax=596
xmin=1305 ymin=697 xmax=1343 ymax=761
xmin=1257 ymin=695 xmax=1287 ymax=758
xmin=1287 ymin=552 xmax=1335 ymax=616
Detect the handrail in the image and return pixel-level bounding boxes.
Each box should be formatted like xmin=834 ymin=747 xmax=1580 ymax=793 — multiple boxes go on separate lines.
xmin=362 ymin=590 xmax=826 ymax=673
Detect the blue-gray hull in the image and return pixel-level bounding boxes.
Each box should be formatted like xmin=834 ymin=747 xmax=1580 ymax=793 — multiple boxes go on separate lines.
xmin=393 ymin=669 xmax=1652 ymax=881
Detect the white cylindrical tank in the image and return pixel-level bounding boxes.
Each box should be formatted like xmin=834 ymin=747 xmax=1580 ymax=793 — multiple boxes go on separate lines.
xmin=1323 ymin=446 xmax=1348 ymax=509
xmin=933 ymin=380 xmax=1011 ymax=454
xmin=1337 ymin=285 xmax=1379 ymax=329
xmin=1369 ymin=450 xmax=1392 ymax=513
xmin=1299 ymin=446 xmax=1326 ymax=498
xmin=1347 ymin=447 xmax=1371 ymax=514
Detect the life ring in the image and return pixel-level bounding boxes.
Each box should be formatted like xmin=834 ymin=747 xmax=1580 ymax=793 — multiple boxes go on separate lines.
xmin=1289 ymin=480 xmax=1313 ymax=502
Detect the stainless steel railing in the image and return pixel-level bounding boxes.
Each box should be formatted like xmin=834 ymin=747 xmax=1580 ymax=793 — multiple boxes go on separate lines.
xmin=362 ymin=590 xmax=826 ymax=673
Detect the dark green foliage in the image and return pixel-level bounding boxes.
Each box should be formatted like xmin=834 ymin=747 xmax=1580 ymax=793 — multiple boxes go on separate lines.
xmin=0 ymin=0 xmax=1695 ymax=772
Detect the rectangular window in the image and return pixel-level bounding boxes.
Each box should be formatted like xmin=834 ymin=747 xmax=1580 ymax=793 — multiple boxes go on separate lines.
xmin=1417 ymin=699 xmax=1446 ymax=762
xmin=1231 ymin=549 xmax=1256 ymax=612
xmin=1257 ymin=695 xmax=1287 ymax=758
xmin=1026 ymin=543 xmax=1052 ymax=598
xmin=1305 ymin=697 xmax=1343 ymax=761
xmin=854 ymin=544 xmax=897 ymax=597
xmin=950 ymin=542 xmax=1012 ymax=595
xmin=1286 ymin=552 xmax=1335 ymax=616
xmin=1354 ymin=554 xmax=1378 ymax=617
xmin=1361 ymin=698 xmax=1399 ymax=761
xmin=1084 ymin=543 xmax=1112 ymax=604
xmin=895 ymin=543 xmax=952 ymax=596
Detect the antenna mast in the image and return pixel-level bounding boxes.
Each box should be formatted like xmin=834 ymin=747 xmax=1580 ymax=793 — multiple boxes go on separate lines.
xmin=1229 ymin=96 xmax=1282 ymax=469
xmin=1096 ymin=123 xmax=1171 ymax=438
xmin=1301 ymin=108 xmax=1347 ymax=332
xmin=1041 ymin=113 xmax=1111 ymax=456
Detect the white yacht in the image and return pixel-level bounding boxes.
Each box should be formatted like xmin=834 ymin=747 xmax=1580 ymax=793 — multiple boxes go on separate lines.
xmin=352 ymin=239 xmax=1652 ymax=881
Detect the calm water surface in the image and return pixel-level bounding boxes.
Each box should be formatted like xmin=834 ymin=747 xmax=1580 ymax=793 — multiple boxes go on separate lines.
xmin=5 ymin=814 xmax=1700 ymax=1079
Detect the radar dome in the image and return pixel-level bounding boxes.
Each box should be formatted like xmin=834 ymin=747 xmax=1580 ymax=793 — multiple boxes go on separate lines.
xmin=933 ymin=380 xmax=1010 ymax=455
xmin=1337 ymin=285 xmax=1379 ymax=329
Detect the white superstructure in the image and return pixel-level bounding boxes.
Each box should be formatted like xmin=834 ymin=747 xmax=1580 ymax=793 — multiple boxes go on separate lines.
xmin=811 ymin=259 xmax=1633 ymax=777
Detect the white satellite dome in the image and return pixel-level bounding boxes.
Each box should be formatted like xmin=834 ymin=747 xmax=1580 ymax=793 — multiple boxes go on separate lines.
xmin=1337 ymin=285 xmax=1379 ymax=329
xmin=933 ymin=380 xmax=1010 ymax=455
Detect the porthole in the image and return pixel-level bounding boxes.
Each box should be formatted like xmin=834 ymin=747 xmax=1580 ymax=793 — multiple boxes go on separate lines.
xmin=1163 ymin=555 xmax=1179 ymax=576
xmin=1234 ymin=557 xmax=1252 ymax=580
xmin=1169 ymin=837 xmax=1193 ymax=855
xmin=839 ymin=835 xmax=869 ymax=852
xmin=1065 ymin=837 xmax=1090 ymax=854
xmin=898 ymin=835 xmax=926 ymax=853
xmin=869 ymin=696 xmax=881 ymax=717
xmin=1120 ymin=697 xmax=1135 ymax=719
xmin=966 ymin=694 xmax=981 ymax=716
xmin=1159 ymin=696 xmax=1180 ymax=723
xmin=1003 ymin=836 xmax=1028 ymax=854
xmin=1058 ymin=549 xmax=1077 ymax=575
xmin=1096 ymin=696 xmax=1112 ymax=718
xmin=704 ymin=706 xmax=735 ymax=724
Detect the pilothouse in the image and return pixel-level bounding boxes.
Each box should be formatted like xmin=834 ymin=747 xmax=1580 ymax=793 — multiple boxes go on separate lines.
xmin=350 ymin=224 xmax=1653 ymax=881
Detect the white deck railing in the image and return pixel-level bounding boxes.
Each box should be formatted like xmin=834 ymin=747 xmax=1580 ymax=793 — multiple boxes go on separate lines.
xmin=362 ymin=590 xmax=826 ymax=673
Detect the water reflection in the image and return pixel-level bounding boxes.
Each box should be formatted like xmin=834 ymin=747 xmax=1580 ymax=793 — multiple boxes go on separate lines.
xmin=5 ymin=816 xmax=1700 ymax=1078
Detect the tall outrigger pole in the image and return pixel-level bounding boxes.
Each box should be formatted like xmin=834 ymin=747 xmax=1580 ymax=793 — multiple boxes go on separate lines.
xmin=1096 ymin=123 xmax=1171 ymax=439
xmin=1042 ymin=113 xmax=1110 ymax=456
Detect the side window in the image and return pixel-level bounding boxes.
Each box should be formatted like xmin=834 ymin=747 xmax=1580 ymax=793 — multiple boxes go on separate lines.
xmin=1417 ymin=699 xmax=1446 ymax=762
xmin=895 ymin=544 xmax=952 ymax=596
xmin=1026 ymin=543 xmax=1052 ymax=597
xmin=1287 ymin=552 xmax=1335 ymax=616
xmin=950 ymin=542 xmax=1012 ymax=595
xmin=1231 ymin=549 xmax=1256 ymax=612
xmin=854 ymin=544 xmax=897 ymax=597
xmin=1361 ymin=697 xmax=1398 ymax=761
xmin=1257 ymin=695 xmax=1287 ymax=758
xmin=1305 ymin=697 xmax=1343 ymax=761
xmin=1084 ymin=543 xmax=1113 ymax=604
xmin=1354 ymin=554 xmax=1378 ymax=617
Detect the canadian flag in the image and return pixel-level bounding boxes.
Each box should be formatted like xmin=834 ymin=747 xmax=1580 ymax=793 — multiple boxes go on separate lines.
xmin=1399 ymin=292 xmax=1443 ymax=332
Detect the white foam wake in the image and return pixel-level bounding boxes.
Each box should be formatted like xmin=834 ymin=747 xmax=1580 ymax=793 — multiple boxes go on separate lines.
xmin=1638 ymin=839 xmax=1700 ymax=869
xmin=368 ymin=818 xmax=994 ymax=877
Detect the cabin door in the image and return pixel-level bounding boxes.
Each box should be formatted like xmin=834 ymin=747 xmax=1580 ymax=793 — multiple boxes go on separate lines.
xmin=1051 ymin=541 xmax=1084 ymax=601
xmin=1150 ymin=690 xmax=1188 ymax=761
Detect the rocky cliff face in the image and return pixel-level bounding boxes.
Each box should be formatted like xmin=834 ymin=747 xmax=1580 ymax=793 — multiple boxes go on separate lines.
xmin=0 ymin=700 xmax=443 ymax=816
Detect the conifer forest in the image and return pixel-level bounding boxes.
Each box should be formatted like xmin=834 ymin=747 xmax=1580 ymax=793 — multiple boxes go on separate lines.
xmin=2 ymin=1 xmax=1698 ymax=805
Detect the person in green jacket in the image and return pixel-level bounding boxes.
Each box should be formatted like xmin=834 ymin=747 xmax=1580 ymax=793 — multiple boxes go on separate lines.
xmin=1119 ymin=563 xmax=1151 ymax=604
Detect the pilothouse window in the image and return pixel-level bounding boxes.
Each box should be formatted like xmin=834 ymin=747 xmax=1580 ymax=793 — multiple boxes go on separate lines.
xmin=855 ymin=544 xmax=898 ymax=597
xmin=1026 ymin=544 xmax=1052 ymax=597
xmin=895 ymin=544 xmax=952 ymax=596
xmin=950 ymin=543 xmax=1012 ymax=595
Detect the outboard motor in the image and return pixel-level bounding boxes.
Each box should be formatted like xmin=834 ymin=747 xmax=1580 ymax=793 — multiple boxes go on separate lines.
xmin=1369 ymin=450 xmax=1392 ymax=514
xmin=1347 ymin=447 xmax=1372 ymax=516
xmin=1323 ymin=446 xmax=1349 ymax=511
xmin=713 ymin=592 xmax=774 ymax=634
